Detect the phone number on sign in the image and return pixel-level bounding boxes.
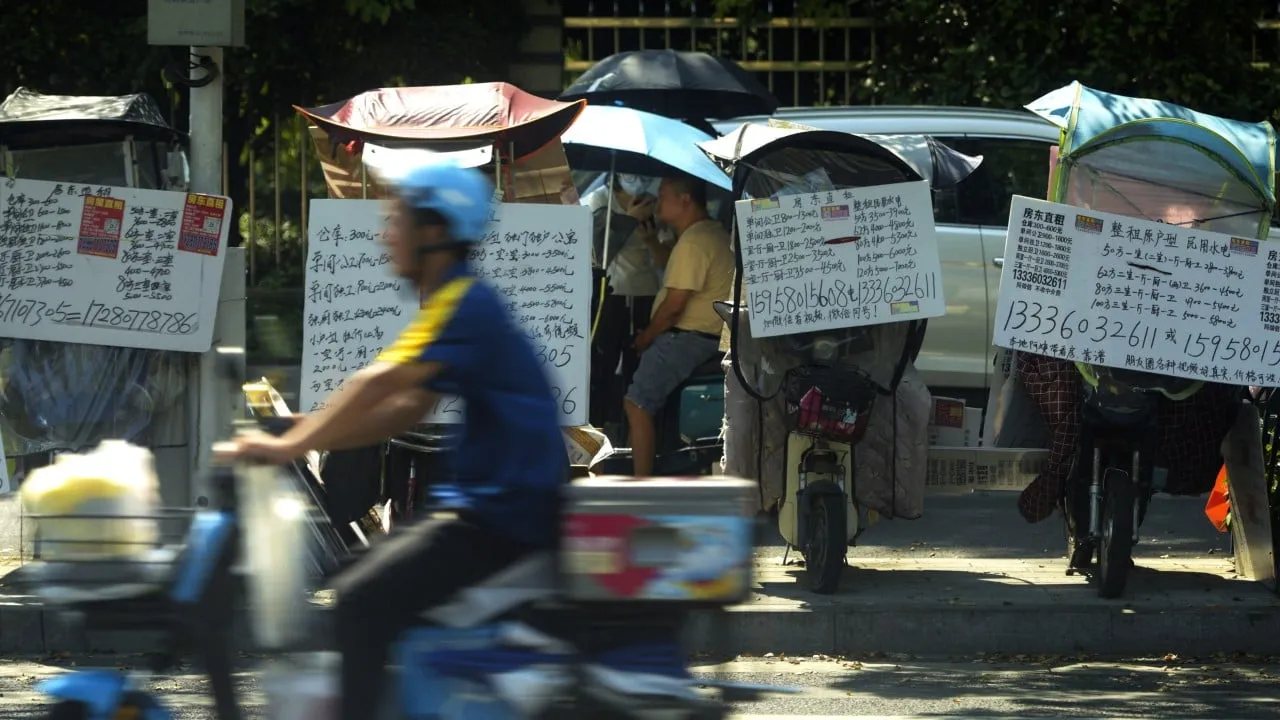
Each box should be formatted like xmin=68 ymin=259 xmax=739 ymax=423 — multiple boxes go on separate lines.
xmin=751 ymin=274 xmax=937 ymax=315
xmin=1002 ymin=300 xmax=1280 ymax=366
xmin=1010 ymin=267 xmax=1065 ymax=290
xmin=0 ymin=293 xmax=198 ymax=335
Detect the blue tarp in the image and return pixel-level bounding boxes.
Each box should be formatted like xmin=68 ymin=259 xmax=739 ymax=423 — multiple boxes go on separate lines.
xmin=1027 ymin=81 xmax=1276 ymax=206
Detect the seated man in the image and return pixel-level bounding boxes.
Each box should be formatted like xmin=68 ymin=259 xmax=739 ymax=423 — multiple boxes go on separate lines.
xmin=624 ymin=174 xmax=734 ymax=477
xmin=219 ymin=155 xmax=565 ymax=720
xmin=586 ymin=174 xmax=670 ymax=427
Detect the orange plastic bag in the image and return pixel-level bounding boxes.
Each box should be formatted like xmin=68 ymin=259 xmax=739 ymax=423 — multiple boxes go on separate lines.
xmin=1204 ymin=465 xmax=1230 ymax=533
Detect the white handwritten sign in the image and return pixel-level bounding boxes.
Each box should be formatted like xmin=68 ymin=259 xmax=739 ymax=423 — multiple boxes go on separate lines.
xmin=734 ymin=180 xmax=944 ymax=338
xmin=994 ymin=196 xmax=1280 ymax=385
xmin=0 ymin=177 xmax=231 ymax=352
xmin=301 ymin=200 xmax=592 ymax=425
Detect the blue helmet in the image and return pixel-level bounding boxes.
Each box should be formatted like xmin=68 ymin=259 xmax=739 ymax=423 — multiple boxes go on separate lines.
xmin=391 ymin=154 xmax=494 ymax=243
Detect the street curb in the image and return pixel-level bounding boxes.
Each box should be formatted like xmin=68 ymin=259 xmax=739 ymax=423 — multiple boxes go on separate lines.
xmin=4 ymin=600 xmax=1278 ymax=658
xmin=682 ymin=604 xmax=1280 ymax=657
xmin=5 ymin=555 xmax=1278 ymax=657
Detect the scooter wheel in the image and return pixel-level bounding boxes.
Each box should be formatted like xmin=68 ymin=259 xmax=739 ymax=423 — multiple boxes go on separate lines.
xmin=1098 ymin=469 xmax=1135 ymax=599
xmin=803 ymin=494 xmax=846 ymax=595
xmin=42 ymin=702 xmax=87 ymax=720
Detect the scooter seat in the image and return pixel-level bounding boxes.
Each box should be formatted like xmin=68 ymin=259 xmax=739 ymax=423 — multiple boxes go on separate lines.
xmin=422 ymin=551 xmax=557 ymax=628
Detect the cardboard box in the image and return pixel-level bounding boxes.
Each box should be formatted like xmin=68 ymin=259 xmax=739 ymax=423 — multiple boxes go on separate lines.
xmin=925 ymin=448 xmax=1049 ymax=493
xmin=964 ymin=407 xmax=984 ymax=447
xmin=928 ymin=396 xmax=967 ymax=447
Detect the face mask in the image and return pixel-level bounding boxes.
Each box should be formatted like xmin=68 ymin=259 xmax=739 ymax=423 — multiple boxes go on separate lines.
xmin=617 ymin=174 xmax=657 ymax=197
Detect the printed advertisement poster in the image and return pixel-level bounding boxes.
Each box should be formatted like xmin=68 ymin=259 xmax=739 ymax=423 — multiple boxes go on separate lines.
xmin=177 ymin=193 xmax=226 ymax=256
xmin=77 ymin=195 xmax=125 ymax=259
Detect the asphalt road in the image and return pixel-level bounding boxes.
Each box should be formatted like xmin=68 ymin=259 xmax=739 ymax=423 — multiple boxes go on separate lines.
xmin=0 ymin=654 xmax=1276 ymax=718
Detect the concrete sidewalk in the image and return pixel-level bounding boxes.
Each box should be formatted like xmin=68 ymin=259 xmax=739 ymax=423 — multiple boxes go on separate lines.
xmin=0 ymin=494 xmax=1275 ymax=657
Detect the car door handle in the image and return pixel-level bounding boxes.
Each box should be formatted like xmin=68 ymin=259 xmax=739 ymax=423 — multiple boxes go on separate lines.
xmin=992 ymin=257 xmax=1005 ymax=267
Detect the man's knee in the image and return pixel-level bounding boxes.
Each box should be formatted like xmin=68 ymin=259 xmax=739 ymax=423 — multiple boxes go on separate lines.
xmin=624 ymin=396 xmax=651 ymax=421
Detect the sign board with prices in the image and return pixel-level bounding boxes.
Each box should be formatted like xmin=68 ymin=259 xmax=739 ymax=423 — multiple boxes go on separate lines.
xmin=993 ymin=196 xmax=1280 ymax=386
xmin=0 ymin=178 xmax=231 ymax=352
xmin=733 ymin=180 xmax=945 ymax=339
xmin=301 ymin=200 xmax=592 ymax=426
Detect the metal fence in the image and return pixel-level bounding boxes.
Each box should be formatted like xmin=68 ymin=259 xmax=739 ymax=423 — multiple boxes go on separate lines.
xmin=563 ymin=1 xmax=876 ymax=107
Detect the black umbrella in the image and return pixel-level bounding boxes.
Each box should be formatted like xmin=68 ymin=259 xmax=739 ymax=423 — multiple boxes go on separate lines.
xmin=559 ymin=50 xmax=779 ymax=121
xmin=700 ymin=122 xmax=983 ymax=196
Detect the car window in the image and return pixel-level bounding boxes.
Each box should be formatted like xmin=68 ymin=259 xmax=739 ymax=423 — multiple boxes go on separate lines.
xmin=932 ymin=137 xmax=1053 ymax=227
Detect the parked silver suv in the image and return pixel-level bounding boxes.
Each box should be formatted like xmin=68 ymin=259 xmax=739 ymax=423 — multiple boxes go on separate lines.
xmin=716 ymin=107 xmax=1060 ymax=404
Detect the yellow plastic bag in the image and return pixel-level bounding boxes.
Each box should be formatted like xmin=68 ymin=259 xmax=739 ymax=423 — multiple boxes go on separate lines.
xmin=19 ymin=441 xmax=160 ymax=560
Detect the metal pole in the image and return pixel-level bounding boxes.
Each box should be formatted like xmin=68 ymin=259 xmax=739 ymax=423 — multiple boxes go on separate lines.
xmin=189 ymin=45 xmax=227 ymax=506
xmin=602 ymin=151 xmax=616 ymax=268
xmin=274 ymin=110 xmax=282 ymax=266
xmin=248 ymin=144 xmax=256 ymax=285
xmin=299 ymin=116 xmax=308 ymax=247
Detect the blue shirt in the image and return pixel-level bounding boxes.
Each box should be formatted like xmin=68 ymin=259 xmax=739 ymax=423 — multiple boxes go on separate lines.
xmin=377 ymin=263 xmax=565 ymax=548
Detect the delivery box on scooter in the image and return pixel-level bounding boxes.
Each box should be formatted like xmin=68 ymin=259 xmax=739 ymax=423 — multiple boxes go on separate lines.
xmin=562 ymin=476 xmax=756 ymax=605
xmin=19 ymin=440 xmax=161 ymax=561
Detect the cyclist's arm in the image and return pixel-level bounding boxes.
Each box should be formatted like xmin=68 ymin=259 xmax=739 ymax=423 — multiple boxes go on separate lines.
xmin=289 ymin=277 xmax=478 ymax=453
xmin=321 ymin=385 xmax=439 ymax=451
xmin=281 ymin=361 xmax=443 ymax=453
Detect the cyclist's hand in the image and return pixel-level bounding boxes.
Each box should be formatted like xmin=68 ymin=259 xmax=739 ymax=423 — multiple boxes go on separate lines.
xmin=215 ymin=433 xmax=302 ymax=465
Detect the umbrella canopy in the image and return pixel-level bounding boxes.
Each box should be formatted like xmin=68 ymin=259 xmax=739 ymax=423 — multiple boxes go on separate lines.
xmin=559 ymin=50 xmax=778 ymax=120
xmin=701 ymin=122 xmax=981 ymax=197
xmin=561 ymin=105 xmax=731 ymax=191
xmin=0 ymin=87 xmax=182 ymax=149
xmin=294 ymin=82 xmax=584 ymax=160
xmin=1028 ymin=81 xmax=1274 ymax=204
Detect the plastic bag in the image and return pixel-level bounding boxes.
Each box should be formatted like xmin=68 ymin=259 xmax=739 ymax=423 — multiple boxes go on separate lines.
xmin=0 ymin=340 xmax=186 ymax=456
xmin=19 ymin=440 xmax=160 ymax=560
xmin=1205 ymin=466 xmax=1230 ymax=533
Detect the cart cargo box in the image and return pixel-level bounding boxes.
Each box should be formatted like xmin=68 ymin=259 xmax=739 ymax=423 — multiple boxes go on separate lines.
xmin=562 ymin=476 xmax=755 ymax=605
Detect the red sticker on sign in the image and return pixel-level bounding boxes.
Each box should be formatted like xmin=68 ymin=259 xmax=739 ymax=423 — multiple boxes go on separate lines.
xmin=177 ymin=194 xmax=226 ymax=257
xmin=77 ymin=195 xmax=125 ymax=259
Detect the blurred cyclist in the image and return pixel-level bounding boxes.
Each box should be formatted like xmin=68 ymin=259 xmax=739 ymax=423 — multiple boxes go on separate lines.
xmin=218 ymin=154 xmax=565 ymax=720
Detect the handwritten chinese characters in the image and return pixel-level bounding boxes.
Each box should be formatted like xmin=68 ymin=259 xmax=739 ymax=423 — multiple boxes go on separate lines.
xmin=300 ymin=200 xmax=592 ymax=425
xmin=300 ymin=202 xmax=407 ymax=409
xmin=733 ymin=180 xmax=944 ymax=339
xmin=994 ymin=196 xmax=1279 ymax=385
xmin=0 ymin=177 xmax=229 ymax=352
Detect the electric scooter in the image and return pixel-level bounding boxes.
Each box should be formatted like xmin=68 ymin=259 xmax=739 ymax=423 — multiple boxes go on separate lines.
xmin=1064 ymin=363 xmax=1201 ymax=598
xmin=24 ymin=347 xmax=789 ymax=719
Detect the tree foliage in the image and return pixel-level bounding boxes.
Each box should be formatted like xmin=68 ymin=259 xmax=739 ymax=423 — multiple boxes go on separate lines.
xmin=693 ymin=0 xmax=1280 ymax=121
xmin=860 ymin=0 xmax=1280 ymax=122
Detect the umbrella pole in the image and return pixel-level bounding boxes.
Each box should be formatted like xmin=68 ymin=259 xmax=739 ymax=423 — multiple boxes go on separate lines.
xmin=494 ymin=143 xmax=503 ymax=199
xmin=602 ymin=151 xmax=616 ymax=269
